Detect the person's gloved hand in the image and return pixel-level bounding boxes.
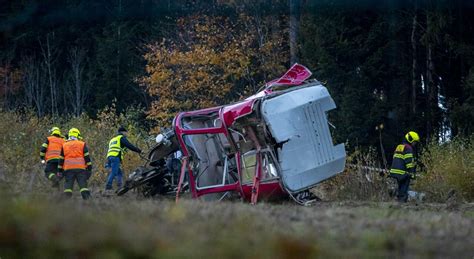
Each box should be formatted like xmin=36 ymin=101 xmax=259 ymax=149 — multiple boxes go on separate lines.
xmin=87 ymin=165 xmax=92 ymax=172
xmin=41 ymin=160 xmax=45 ymax=164
xmin=410 ymin=173 xmax=416 ymax=180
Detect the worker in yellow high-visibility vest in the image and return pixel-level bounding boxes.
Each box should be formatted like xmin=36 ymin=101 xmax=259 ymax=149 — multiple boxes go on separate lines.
xmin=105 ymin=126 xmax=142 ymax=192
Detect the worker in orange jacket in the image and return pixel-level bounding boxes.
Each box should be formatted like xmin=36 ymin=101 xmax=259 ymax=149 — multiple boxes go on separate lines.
xmin=40 ymin=126 xmax=65 ymax=187
xmin=58 ymin=128 xmax=92 ymax=200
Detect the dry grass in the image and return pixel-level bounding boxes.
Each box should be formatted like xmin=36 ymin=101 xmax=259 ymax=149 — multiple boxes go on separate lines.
xmin=415 ymin=137 xmax=474 ymax=202
xmin=0 ymin=108 xmax=151 ymax=193
xmin=1 ymin=110 xmax=474 ymax=257
xmin=0 ymin=188 xmax=473 ymax=258
xmin=319 ymin=141 xmax=474 ymax=203
xmin=317 ymin=147 xmax=393 ymax=201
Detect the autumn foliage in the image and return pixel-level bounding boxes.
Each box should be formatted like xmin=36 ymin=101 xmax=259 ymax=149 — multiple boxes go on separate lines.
xmin=142 ymin=14 xmax=288 ymax=128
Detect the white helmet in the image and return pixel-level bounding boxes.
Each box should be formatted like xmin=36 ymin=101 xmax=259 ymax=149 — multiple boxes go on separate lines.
xmin=155 ymin=134 xmax=164 ymax=144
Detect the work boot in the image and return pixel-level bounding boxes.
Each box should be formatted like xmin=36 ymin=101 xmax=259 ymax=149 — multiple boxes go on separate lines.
xmin=48 ymin=173 xmax=58 ymax=187
xmin=103 ymin=189 xmax=113 ymax=197
xmin=51 ymin=178 xmax=60 ymax=188
xmin=63 ymin=192 xmax=73 ymax=199
xmin=81 ymin=191 xmax=91 ymax=200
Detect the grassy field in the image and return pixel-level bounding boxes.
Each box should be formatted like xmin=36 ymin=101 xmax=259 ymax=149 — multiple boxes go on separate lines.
xmin=0 ymin=188 xmax=473 ymax=258
xmin=0 ymin=110 xmax=473 ymax=258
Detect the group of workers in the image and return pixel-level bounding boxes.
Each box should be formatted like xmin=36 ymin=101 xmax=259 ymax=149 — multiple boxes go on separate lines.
xmin=40 ymin=125 xmax=420 ymax=202
xmin=40 ymin=126 xmax=142 ymax=199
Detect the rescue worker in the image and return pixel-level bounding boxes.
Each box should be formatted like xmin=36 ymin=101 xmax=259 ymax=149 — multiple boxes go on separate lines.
xmin=58 ymin=128 xmax=92 ymax=200
xmin=105 ymin=126 xmax=142 ymax=192
xmin=389 ymin=131 xmax=420 ymax=202
xmin=40 ymin=126 xmax=65 ymax=187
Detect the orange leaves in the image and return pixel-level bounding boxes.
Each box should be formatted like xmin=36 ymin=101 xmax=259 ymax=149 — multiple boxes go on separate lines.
xmin=143 ymin=16 xmax=247 ymax=126
xmin=142 ymin=13 xmax=289 ymax=127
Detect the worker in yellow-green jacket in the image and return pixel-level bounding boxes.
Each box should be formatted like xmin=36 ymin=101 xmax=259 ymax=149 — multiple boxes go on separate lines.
xmin=389 ymin=131 xmax=420 ymax=202
xmin=105 ymin=126 xmax=142 ymax=192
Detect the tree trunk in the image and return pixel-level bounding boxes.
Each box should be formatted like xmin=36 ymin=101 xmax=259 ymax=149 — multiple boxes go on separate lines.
xmin=411 ymin=12 xmax=418 ymax=115
xmin=22 ymin=56 xmax=44 ymax=116
xmin=289 ymin=0 xmax=301 ymax=65
xmin=40 ymin=33 xmax=59 ymax=117
xmin=426 ymin=43 xmax=436 ymax=141
xmin=68 ymin=47 xmax=87 ymax=117
xmin=117 ymin=0 xmax=122 ymax=98
xmin=424 ymin=11 xmax=441 ymax=142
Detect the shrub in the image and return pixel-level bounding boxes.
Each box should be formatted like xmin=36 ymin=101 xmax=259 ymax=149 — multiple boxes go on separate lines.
xmin=0 ymin=107 xmax=154 ymax=193
xmin=415 ymin=137 xmax=474 ymax=202
xmin=318 ymin=147 xmax=392 ymax=201
xmin=319 ymin=138 xmax=474 ymax=203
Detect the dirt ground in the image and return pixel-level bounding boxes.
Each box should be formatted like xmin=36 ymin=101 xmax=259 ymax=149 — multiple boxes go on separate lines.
xmin=0 ymin=188 xmax=473 ymax=258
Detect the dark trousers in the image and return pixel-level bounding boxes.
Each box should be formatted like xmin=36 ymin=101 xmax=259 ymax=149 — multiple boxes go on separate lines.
xmin=44 ymin=160 xmax=62 ymax=187
xmin=390 ymin=173 xmax=411 ymax=202
xmin=44 ymin=160 xmax=59 ymax=180
xmin=63 ymin=169 xmax=91 ymax=200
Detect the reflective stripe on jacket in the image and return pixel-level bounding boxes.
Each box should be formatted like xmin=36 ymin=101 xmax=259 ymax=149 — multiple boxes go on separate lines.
xmin=45 ymin=136 xmax=65 ymax=161
xmin=390 ymin=143 xmax=415 ymax=175
xmin=62 ymin=140 xmax=86 ymax=170
xmin=107 ymin=135 xmax=125 ymax=159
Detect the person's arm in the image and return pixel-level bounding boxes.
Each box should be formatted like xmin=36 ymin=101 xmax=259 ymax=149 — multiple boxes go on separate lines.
xmin=84 ymin=144 xmax=92 ymax=171
xmin=40 ymin=138 xmax=49 ymax=160
xmin=58 ymin=147 xmax=65 ymax=172
xmin=404 ymin=145 xmax=415 ymax=175
xmin=121 ymin=136 xmax=142 ymax=153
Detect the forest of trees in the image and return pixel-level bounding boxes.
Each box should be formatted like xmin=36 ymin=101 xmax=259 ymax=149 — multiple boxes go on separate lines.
xmin=1 ymin=0 xmax=474 ymax=153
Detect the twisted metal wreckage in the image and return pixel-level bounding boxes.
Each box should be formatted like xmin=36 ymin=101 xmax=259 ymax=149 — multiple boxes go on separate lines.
xmin=117 ymin=64 xmax=347 ymax=205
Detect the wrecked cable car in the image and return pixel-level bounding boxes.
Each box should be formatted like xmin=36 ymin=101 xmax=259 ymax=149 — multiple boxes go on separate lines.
xmin=117 ymin=64 xmax=346 ymax=205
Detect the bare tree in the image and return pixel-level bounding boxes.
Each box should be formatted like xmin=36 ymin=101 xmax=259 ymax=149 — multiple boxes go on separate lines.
xmin=66 ymin=46 xmax=89 ymax=117
xmin=39 ymin=32 xmax=60 ymax=117
xmin=105 ymin=0 xmax=126 ymax=94
xmin=22 ymin=56 xmax=45 ymax=116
